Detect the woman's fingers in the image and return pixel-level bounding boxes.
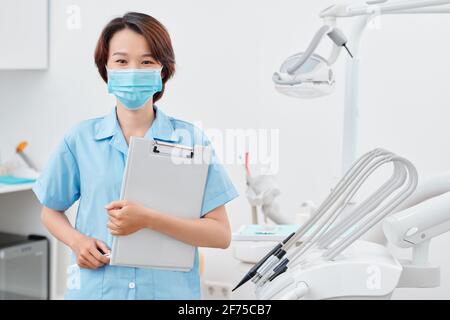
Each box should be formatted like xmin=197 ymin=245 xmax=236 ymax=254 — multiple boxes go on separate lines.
xmin=87 ymin=250 xmax=104 ymax=268
xmin=83 ymin=259 xmax=96 ymax=269
xmin=89 ymin=251 xmax=103 ymax=268
xmin=90 ymin=245 xmax=109 ymax=265
xmin=107 ymin=221 xmax=120 ymax=231
xmin=75 ymin=236 xmax=111 ymax=269
xmin=107 ymin=209 xmax=121 ymax=220
xmin=107 ymin=222 xmax=123 ymax=236
xmin=78 ymin=256 xmax=96 ymax=269
xmin=95 ymin=239 xmax=110 ymax=255
xmin=80 ymin=246 xmax=103 ymax=268
xmin=105 ymin=200 xmax=128 ymax=210
xmin=107 ymin=218 xmax=125 ymax=235
xmin=108 ymin=215 xmax=121 ymax=226
xmin=77 ymin=257 xmax=87 ymax=268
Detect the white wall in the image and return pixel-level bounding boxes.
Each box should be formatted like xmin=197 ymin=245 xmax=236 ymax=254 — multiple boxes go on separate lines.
xmin=0 ymin=0 xmax=449 ymax=299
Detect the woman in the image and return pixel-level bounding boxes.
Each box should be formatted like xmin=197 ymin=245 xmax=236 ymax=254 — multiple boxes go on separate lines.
xmin=33 ymin=12 xmax=238 ymax=300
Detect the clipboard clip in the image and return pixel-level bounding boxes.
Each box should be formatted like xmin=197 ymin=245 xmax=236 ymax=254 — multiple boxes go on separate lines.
xmin=152 ymin=140 xmax=194 ymax=159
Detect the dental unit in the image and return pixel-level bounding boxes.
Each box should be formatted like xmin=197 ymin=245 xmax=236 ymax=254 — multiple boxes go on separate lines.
xmin=233 ymin=0 xmax=450 ymax=299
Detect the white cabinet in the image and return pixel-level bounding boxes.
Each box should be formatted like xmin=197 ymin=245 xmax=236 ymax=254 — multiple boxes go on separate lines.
xmin=0 ymin=0 xmax=48 ymax=69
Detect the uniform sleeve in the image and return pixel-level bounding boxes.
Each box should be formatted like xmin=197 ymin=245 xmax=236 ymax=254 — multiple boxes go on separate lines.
xmin=32 ymin=136 xmax=81 ymax=211
xmin=199 ymin=133 xmax=239 ymax=217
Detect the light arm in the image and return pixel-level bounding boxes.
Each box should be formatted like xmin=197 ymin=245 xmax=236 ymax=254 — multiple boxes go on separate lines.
xmin=320 ymin=0 xmax=450 ymax=18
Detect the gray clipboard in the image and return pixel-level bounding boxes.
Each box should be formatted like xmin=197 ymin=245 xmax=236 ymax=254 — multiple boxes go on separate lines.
xmin=110 ymin=136 xmax=211 ymax=271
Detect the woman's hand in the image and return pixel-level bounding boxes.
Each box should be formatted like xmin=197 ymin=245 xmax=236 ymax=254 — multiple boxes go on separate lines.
xmin=105 ymin=200 xmax=152 ymax=236
xmin=70 ymin=233 xmax=110 ymax=269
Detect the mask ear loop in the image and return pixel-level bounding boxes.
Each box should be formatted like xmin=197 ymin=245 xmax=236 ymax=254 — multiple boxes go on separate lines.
xmin=105 ymin=65 xmax=111 ymax=84
xmin=159 ymin=65 xmax=166 ymax=82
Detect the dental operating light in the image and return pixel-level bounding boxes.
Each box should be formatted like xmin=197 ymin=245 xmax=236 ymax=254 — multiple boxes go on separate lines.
xmin=272 ymin=0 xmax=450 ymax=172
xmin=272 ymin=25 xmax=352 ymax=99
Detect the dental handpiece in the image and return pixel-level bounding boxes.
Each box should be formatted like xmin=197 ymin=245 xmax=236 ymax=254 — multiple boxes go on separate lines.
xmin=232 ymin=232 xmax=295 ymax=292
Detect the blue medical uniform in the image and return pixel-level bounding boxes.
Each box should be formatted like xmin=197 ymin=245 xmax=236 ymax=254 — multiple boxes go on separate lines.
xmin=32 ymin=105 xmax=239 ymax=300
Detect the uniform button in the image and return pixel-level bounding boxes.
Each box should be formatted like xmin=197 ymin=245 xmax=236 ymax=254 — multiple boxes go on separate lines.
xmin=128 ymin=282 xmax=135 ymax=289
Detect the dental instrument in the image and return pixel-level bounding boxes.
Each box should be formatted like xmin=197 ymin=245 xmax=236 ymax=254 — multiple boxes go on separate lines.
xmin=232 ymin=232 xmax=295 ymax=292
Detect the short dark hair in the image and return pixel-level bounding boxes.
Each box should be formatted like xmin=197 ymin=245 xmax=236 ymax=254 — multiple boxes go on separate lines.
xmin=94 ymin=12 xmax=176 ymax=103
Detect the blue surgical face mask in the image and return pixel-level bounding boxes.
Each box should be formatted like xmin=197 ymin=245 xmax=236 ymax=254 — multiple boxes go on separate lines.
xmin=107 ymin=68 xmax=163 ymax=110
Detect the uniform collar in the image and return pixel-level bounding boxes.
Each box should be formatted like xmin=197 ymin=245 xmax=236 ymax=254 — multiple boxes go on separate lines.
xmin=94 ymin=105 xmax=179 ymax=143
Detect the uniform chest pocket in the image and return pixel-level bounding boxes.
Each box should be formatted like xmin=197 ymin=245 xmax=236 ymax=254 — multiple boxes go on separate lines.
xmin=79 ymin=148 xmax=125 ymax=198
